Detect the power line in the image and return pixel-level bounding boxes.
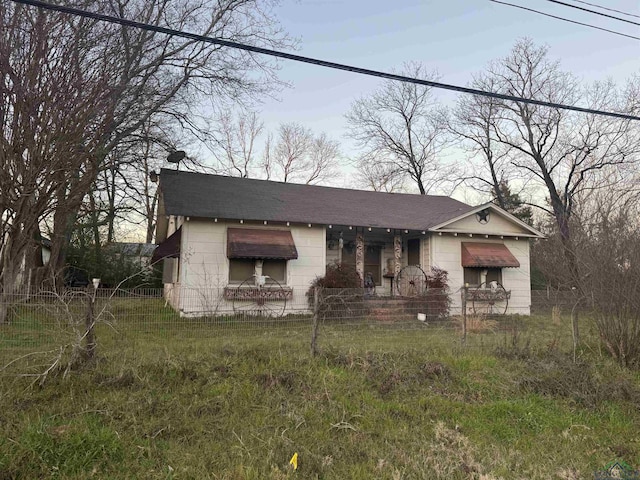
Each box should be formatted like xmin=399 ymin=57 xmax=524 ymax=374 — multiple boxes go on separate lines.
xmin=489 ymin=0 xmax=640 ymax=41
xmin=543 ymin=0 xmax=640 ymax=27
xmin=10 ymin=0 xmax=640 ymax=122
xmin=570 ymin=0 xmax=640 ymax=20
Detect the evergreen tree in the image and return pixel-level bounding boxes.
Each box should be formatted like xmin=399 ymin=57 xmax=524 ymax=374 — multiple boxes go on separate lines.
xmin=492 ymin=181 xmax=533 ymax=225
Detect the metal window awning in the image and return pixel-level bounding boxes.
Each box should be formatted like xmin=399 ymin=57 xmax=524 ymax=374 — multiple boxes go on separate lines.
xmin=151 ymin=227 xmax=182 ymax=264
xmin=461 ymin=242 xmax=520 ymax=268
xmin=227 ymin=228 xmax=298 ymax=260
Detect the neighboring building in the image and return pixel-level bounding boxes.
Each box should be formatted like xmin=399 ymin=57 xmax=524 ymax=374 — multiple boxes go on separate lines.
xmin=11 ymin=236 xmax=51 ymax=288
xmin=106 ymin=242 xmax=157 ymax=266
xmin=153 ymin=169 xmax=544 ymax=316
xmin=100 ymin=242 xmax=158 ymax=287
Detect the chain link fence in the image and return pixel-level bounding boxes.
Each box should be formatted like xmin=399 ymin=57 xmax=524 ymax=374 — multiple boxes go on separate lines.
xmin=0 ymin=285 xmax=588 ymax=377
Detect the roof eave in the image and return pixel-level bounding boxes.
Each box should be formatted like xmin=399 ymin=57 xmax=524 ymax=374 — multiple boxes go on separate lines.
xmin=159 ymin=214 xmax=440 ymax=233
xmin=431 ymin=229 xmax=542 ymax=239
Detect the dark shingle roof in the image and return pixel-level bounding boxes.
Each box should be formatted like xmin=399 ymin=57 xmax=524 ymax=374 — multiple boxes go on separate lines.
xmin=159 ymin=169 xmax=474 ymax=231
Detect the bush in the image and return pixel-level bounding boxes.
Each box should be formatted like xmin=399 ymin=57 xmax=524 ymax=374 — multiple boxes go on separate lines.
xmin=306 ymin=262 xmax=363 ymax=321
xmin=307 ymin=262 xmax=362 ymax=290
xmin=67 ymin=244 xmax=162 ymax=289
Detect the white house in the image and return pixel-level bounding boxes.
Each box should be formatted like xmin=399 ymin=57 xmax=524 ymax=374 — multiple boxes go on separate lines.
xmin=153 ymin=169 xmax=544 ymax=316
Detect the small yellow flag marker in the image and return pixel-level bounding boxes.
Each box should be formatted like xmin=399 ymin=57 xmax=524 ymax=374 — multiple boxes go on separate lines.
xmin=289 ymin=452 xmax=298 ymax=471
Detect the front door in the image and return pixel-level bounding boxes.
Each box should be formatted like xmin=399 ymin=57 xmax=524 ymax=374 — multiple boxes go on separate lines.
xmin=407 ymin=238 xmax=420 ymax=266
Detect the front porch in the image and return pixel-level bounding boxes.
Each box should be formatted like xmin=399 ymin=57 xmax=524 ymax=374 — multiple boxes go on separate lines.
xmin=324 ymin=226 xmax=430 ymax=296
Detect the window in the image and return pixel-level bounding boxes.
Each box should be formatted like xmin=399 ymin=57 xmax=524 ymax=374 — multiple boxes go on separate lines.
xmin=229 ymin=258 xmax=287 ymax=284
xmin=486 ymin=268 xmax=502 ymax=285
xmin=463 ymin=268 xmax=502 ymax=287
xmin=229 ymin=259 xmax=255 ymax=283
xmin=263 ymin=260 xmax=286 ymax=284
xmin=342 ymin=242 xmax=356 ymax=267
xmin=162 ymin=258 xmax=179 ymax=284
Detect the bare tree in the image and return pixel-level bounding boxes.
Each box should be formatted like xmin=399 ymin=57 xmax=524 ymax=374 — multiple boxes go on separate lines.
xmin=485 ymin=39 xmax=640 ymax=286
xmin=112 ymin=120 xmax=179 ymax=243
xmin=304 ymin=132 xmax=341 ymax=184
xmin=208 ymin=114 xmax=340 ymax=184
xmin=264 ymin=122 xmax=340 ymax=184
xmin=446 ymin=75 xmax=516 ymax=208
xmin=271 ymin=123 xmax=311 ymax=182
xmin=0 ymin=0 xmax=294 ymax=298
xmin=0 ymin=5 xmax=114 ymax=321
xmin=352 ymin=152 xmax=406 ymax=192
xmin=209 ymin=110 xmax=264 ymax=178
xmin=533 ymin=193 xmax=640 ymax=367
xmin=346 ymin=62 xmax=452 ymax=195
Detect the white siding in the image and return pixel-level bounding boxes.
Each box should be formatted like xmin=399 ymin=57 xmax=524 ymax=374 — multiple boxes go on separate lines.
xmin=175 ymin=219 xmax=325 ymax=315
xmin=430 ymin=235 xmax=531 ymax=315
xmin=441 ymin=211 xmax=532 ymax=236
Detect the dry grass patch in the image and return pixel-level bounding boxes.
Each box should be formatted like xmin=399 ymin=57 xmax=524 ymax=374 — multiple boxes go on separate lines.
xmin=460 ymin=315 xmax=499 ymax=333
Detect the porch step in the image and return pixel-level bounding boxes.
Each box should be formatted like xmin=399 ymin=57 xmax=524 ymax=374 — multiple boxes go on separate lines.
xmin=365 ymin=297 xmax=414 ymax=309
xmin=366 ymin=298 xmax=416 ymax=322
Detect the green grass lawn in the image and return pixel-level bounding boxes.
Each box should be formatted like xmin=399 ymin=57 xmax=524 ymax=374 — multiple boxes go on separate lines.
xmin=1 ymin=300 xmax=639 ymax=479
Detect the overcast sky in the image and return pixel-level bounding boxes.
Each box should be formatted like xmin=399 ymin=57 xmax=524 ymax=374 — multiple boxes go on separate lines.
xmin=197 ymin=0 xmax=639 ymax=193
xmin=259 ymin=0 xmax=638 ymax=127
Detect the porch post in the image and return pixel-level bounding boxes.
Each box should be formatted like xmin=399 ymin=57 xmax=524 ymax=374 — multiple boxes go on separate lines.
xmin=393 ymin=235 xmax=402 ymax=277
xmin=355 ymin=231 xmax=364 ymax=287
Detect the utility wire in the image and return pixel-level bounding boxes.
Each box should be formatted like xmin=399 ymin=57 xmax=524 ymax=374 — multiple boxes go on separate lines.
xmin=570 ymin=0 xmax=640 ymax=20
xmin=543 ymin=0 xmax=640 ymax=27
xmin=10 ymin=0 xmax=640 ymax=122
xmin=489 ymin=0 xmax=640 ymax=41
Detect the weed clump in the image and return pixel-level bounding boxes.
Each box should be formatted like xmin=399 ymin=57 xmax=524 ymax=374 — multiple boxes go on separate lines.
xmin=422 ymin=421 xmax=483 ymax=479
xmin=94 ymin=368 xmax=141 ymax=389
xmin=323 ymin=351 xmax=451 ymax=395
xmin=516 ymin=353 xmax=639 ymax=407
xmin=255 ymin=371 xmax=298 ymax=392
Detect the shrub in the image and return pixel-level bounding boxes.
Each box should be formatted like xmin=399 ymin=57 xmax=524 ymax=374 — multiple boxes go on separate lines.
xmin=307 ymin=262 xmax=362 ymax=289
xmin=306 ymin=262 xmax=363 ymax=321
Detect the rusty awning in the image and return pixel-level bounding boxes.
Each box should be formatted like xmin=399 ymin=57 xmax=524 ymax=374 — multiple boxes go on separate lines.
xmin=461 ymin=242 xmax=520 ymax=268
xmin=227 ymin=228 xmax=298 ymax=260
xmin=151 ymin=226 xmax=181 ymax=264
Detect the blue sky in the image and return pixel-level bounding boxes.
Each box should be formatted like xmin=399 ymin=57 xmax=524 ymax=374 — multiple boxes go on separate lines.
xmin=256 ymin=0 xmax=638 ymax=137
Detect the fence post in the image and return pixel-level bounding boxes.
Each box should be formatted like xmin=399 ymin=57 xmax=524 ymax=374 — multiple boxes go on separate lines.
xmin=571 ymin=298 xmax=581 ymax=363
xmin=461 ymin=285 xmax=467 ymax=346
xmin=85 ymin=286 xmax=97 ymax=360
xmin=310 ymin=286 xmax=320 ymax=357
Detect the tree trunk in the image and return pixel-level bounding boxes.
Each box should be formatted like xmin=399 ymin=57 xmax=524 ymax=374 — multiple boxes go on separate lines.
xmin=88 ymin=192 xmax=103 ymax=271
xmin=543 ymin=171 xmax=583 ymax=292
xmin=46 ymin=205 xmax=78 ymax=290
xmin=0 ymin=265 xmax=16 ymax=325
